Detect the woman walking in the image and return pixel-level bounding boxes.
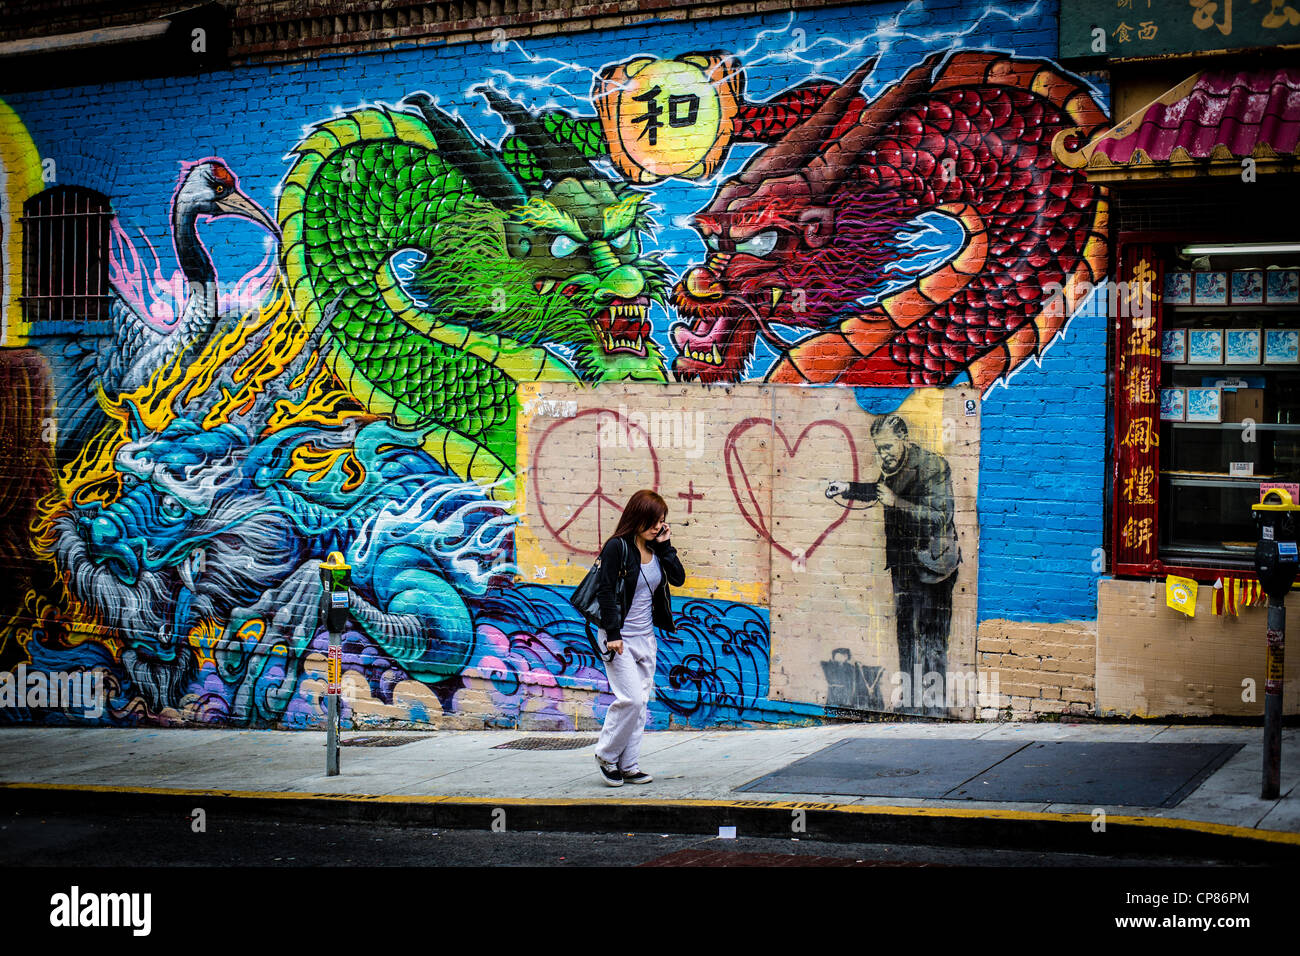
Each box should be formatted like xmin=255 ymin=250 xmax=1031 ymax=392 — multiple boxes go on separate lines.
xmin=593 ymin=489 xmax=686 ymax=786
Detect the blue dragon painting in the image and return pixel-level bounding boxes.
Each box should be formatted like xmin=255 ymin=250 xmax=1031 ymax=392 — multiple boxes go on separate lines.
xmin=49 ymin=404 xmax=513 ymax=719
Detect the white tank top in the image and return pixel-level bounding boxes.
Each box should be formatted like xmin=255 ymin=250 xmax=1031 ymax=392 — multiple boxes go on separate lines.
xmin=620 ymin=552 xmax=661 ymax=640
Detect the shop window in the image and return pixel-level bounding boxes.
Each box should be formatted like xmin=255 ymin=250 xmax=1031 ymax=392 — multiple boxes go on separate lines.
xmin=1114 ymin=240 xmax=1300 ymax=578
xmin=20 ymin=186 xmax=114 ymax=324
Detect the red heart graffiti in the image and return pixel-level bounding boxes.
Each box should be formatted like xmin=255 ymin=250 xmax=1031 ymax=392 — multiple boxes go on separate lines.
xmin=724 ymin=417 xmax=860 ymax=562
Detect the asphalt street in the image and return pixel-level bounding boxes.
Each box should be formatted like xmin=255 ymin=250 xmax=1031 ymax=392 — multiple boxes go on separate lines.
xmin=0 ymin=806 xmax=1243 ymax=867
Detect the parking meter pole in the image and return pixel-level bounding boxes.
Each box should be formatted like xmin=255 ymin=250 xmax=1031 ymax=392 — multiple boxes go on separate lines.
xmin=326 ymin=629 xmax=340 ymax=777
xmin=1252 ymin=490 xmax=1299 ymax=801
xmin=1263 ymin=603 xmax=1285 ymax=799
xmin=319 ymin=552 xmax=351 ymax=778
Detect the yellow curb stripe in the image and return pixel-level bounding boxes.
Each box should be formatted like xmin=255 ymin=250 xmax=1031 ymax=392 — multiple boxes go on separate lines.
xmin=3 ymin=782 xmax=1296 ymax=847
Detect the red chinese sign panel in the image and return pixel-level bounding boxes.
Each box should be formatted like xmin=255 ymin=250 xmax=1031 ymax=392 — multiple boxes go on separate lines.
xmin=1113 ymin=244 xmax=1161 ymax=574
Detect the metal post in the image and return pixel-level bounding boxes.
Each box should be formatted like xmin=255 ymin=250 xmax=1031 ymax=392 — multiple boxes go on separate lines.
xmin=318 ymin=551 xmax=351 ymax=777
xmin=326 ymin=631 xmax=341 ymax=776
xmin=1263 ymin=600 xmax=1285 ymax=799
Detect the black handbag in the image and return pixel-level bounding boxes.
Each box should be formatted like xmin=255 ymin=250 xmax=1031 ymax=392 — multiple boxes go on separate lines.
xmin=569 ymin=537 xmax=627 ymax=661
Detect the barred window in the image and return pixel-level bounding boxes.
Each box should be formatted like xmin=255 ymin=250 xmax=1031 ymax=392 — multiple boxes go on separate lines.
xmin=21 ymin=186 xmax=114 ymax=324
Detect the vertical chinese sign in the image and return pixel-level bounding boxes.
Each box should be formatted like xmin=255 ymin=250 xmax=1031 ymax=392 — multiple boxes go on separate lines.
xmin=1114 ymin=245 xmax=1161 ymax=573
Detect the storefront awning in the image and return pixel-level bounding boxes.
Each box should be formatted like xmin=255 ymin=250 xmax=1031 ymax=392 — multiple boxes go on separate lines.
xmin=1065 ymin=67 xmax=1300 ymax=183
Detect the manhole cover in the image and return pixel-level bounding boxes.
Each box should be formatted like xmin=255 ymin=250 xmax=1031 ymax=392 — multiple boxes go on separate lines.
xmin=876 ymin=768 xmax=920 ymax=777
xmin=340 ymin=735 xmax=432 ymax=747
xmin=493 ymin=736 xmax=598 ymax=751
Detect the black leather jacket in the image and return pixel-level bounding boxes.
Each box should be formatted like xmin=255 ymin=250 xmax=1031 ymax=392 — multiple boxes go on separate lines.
xmin=595 ymin=533 xmax=686 ymax=642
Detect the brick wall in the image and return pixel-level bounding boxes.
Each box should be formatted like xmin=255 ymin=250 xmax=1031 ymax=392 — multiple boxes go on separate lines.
xmin=1 ymin=0 xmax=873 ymax=67
xmin=976 ymin=620 xmax=1097 ymax=719
xmin=0 ymin=0 xmax=1123 ymax=729
xmin=517 ymin=382 xmax=981 ymax=719
xmin=1097 ymin=579 xmax=1300 ymax=718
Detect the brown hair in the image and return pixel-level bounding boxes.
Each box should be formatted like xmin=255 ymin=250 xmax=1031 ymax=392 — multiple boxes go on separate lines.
xmin=609 ymin=489 xmax=667 ymax=545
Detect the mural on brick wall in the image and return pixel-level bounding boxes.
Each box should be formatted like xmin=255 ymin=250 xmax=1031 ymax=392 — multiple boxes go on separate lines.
xmin=671 ymin=51 xmax=1109 ymax=389
xmin=0 ymin=4 xmax=1106 ymax=728
xmin=516 ymin=383 xmax=980 ymax=717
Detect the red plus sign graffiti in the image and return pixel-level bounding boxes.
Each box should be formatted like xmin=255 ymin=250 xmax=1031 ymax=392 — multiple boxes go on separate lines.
xmin=677 ymin=481 xmax=704 ymax=513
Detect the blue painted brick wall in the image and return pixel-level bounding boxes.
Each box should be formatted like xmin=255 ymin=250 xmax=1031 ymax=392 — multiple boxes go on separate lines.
xmin=977 ymin=286 xmax=1110 ymax=622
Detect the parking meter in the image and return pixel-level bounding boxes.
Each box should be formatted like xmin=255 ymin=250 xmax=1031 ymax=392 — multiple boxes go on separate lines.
xmin=318 ymin=551 xmax=351 ymax=776
xmin=1251 ymin=489 xmax=1300 ymax=799
xmin=1253 ymin=490 xmax=1300 ymax=600
xmin=318 ymin=551 xmax=352 ymax=633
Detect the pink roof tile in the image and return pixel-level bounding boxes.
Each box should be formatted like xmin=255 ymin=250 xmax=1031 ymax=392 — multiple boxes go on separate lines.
xmin=1094 ymin=67 xmax=1300 ymax=166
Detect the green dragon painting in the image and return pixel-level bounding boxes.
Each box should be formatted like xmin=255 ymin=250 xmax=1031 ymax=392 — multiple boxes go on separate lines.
xmin=277 ymin=87 xmax=671 ymax=499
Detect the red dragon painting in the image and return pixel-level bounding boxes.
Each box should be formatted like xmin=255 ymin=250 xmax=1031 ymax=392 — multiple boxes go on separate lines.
xmin=671 ymin=50 xmax=1110 ymax=391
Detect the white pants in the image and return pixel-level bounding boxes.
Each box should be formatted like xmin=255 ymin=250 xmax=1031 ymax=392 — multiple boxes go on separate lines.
xmin=595 ymin=630 xmax=657 ymax=772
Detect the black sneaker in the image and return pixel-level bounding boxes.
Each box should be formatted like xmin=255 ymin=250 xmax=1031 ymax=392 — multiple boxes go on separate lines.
xmin=595 ymin=754 xmax=623 ymax=787
xmin=620 ymin=769 xmax=653 ymax=784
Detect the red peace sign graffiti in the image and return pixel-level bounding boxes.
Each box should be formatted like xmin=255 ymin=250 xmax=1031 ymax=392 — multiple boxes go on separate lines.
xmin=531 ymin=407 xmax=660 ymax=556
xmin=724 ymin=417 xmax=860 ymax=561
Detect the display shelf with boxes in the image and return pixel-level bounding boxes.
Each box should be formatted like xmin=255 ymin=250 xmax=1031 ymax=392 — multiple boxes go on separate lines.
xmin=1157 ymin=252 xmax=1300 ymax=570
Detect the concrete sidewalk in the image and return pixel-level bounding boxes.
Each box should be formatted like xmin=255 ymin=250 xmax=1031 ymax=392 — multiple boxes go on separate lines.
xmin=2 ymin=721 xmax=1298 ymax=860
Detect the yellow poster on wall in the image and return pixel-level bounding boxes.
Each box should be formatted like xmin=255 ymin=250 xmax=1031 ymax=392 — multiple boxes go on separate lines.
xmin=1166 ymin=575 xmax=1198 ymax=617
xmin=0 ymin=97 xmax=47 ymax=347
